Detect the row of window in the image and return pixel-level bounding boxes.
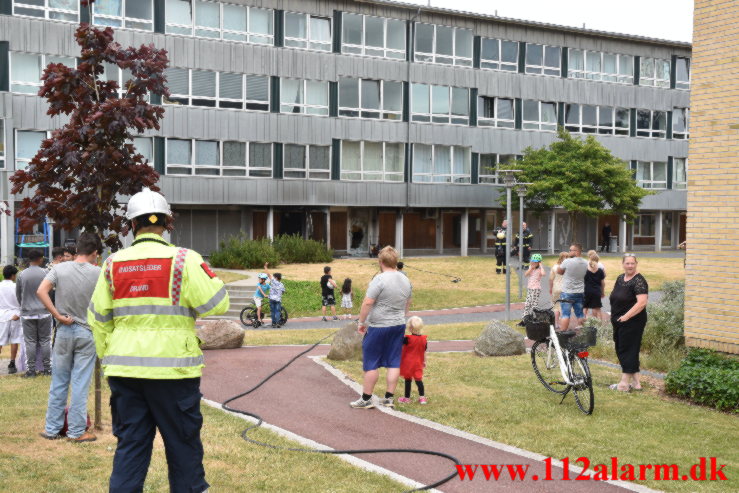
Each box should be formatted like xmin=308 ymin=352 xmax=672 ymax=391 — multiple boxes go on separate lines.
xmin=7 ymin=127 xmax=688 ymax=190
xmin=10 ymin=1 xmax=691 ymax=89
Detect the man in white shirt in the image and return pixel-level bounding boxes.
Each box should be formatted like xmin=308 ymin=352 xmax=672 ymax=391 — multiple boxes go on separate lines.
xmin=0 ymin=266 xmax=22 ymax=374
xmin=554 ymin=243 xmax=589 ymax=328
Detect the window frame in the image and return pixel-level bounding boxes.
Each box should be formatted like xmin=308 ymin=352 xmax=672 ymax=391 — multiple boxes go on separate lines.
xmin=636 ymin=109 xmax=667 ymax=138
xmin=635 ymin=161 xmax=667 ymax=190
xmin=478 ymin=153 xmax=520 ymax=185
xmin=564 ymin=103 xmax=630 ymax=136
xmin=672 ymin=108 xmax=689 ymax=139
xmin=412 ymin=144 xmax=471 ymax=184
xmin=414 ymin=22 xmax=473 ymax=67
xmin=279 ymin=78 xmax=330 ymax=116
xmin=524 ymin=43 xmax=562 ymax=77
xmin=639 ymin=57 xmax=670 ymax=88
xmin=12 ymin=0 xmax=79 ymax=22
xmin=0 ymin=120 xmax=5 ymax=169
xmin=165 ymin=0 xmax=274 ymax=45
xmin=411 ymin=83 xmax=470 ymax=126
xmin=92 ymin=0 xmax=154 ymax=32
xmin=163 ymin=68 xmax=270 ymax=111
xmin=567 ymin=49 xmax=633 ymax=84
xmin=477 ymin=96 xmax=515 ymax=128
xmin=15 ymin=129 xmax=49 ymax=171
xmin=341 ymin=13 xmax=406 ymax=60
xmin=522 ymin=100 xmax=558 ymax=132
xmin=165 ymin=138 xmax=273 ymax=177
xmin=10 ymin=52 xmax=78 ymax=95
xmin=340 ymin=141 xmax=405 ymax=182
xmin=479 ymin=37 xmax=519 ymax=72
xmin=675 ymin=57 xmax=690 ymax=90
xmin=283 ymin=144 xmax=332 ymax=180
xmin=338 ymin=78 xmax=403 ymax=121
xmin=673 ymin=158 xmax=687 ymax=190
xmin=633 ymin=214 xmax=656 ymax=238
xmin=284 ymin=11 xmax=332 ymax=52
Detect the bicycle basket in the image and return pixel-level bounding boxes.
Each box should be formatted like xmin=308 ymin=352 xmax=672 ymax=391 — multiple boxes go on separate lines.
xmin=525 ymin=322 xmax=550 ymax=341
xmin=568 ymin=325 xmax=597 ymax=348
xmin=556 ymin=330 xmax=577 ymax=347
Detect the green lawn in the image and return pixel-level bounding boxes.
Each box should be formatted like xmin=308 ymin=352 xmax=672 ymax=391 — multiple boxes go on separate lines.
xmin=0 ymin=375 xmax=405 ymax=492
xmin=330 ymin=353 xmax=738 ymax=493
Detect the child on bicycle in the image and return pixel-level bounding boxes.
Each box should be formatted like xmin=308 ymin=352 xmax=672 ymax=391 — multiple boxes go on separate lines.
xmin=520 ymin=253 xmax=545 ymax=326
xmin=264 ymin=263 xmax=286 ymax=328
xmin=340 ymin=278 xmax=353 ymax=319
xmin=254 ymin=273 xmax=270 ymax=323
xmin=398 ymin=316 xmax=428 ymax=405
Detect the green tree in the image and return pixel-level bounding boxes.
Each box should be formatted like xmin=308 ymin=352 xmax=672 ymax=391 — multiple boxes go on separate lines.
xmin=502 ymin=128 xmax=650 ymax=242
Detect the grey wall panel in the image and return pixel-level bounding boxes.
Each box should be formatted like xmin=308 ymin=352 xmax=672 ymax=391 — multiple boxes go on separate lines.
xmin=639 ymin=190 xmax=687 ymax=211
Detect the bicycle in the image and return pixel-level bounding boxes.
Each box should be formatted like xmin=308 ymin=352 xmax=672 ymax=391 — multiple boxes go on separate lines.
xmin=527 ymin=303 xmax=596 ymax=415
xmin=240 ymin=302 xmax=288 ymax=329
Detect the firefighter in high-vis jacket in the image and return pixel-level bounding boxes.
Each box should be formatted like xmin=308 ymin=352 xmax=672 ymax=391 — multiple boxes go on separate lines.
xmin=514 ymin=222 xmax=535 ymax=270
xmin=494 ymin=220 xmax=508 ymax=274
xmin=88 ymin=188 xmax=229 ymax=493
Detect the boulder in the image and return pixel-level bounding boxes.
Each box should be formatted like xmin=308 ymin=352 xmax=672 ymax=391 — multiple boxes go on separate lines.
xmin=474 ymin=320 xmax=526 ymax=357
xmin=327 ymin=322 xmax=363 ymax=361
xmin=197 ymin=320 xmax=245 ymax=349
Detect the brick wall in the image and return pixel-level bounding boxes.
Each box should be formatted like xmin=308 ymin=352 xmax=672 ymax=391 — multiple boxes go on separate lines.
xmin=685 ymin=0 xmax=739 ymax=353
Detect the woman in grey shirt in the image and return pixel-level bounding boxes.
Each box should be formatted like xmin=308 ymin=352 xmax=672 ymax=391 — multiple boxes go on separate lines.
xmin=351 ymin=247 xmax=412 ymax=410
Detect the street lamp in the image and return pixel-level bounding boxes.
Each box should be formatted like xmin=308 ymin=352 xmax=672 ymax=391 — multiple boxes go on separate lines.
xmin=499 ymin=169 xmax=521 ymax=321
xmin=515 ymin=183 xmax=531 ymax=299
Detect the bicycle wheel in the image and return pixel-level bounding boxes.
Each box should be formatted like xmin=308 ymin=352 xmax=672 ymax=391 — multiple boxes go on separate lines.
xmin=239 ymin=307 xmax=254 ymax=327
xmin=571 ymin=354 xmax=594 ymax=415
xmin=279 ymin=307 xmax=288 ymax=325
xmin=531 ymin=340 xmax=568 ymax=394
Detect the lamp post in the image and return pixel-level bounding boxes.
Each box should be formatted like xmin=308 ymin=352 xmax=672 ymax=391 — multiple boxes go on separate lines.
xmin=499 ymin=169 xmax=521 ymax=321
xmin=515 ymin=183 xmax=530 ymax=299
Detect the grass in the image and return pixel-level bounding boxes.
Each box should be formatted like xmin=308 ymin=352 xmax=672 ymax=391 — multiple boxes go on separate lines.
xmin=330 ymin=353 xmax=738 ymax=493
xmin=0 ymin=375 xmax=405 ymax=492
xmin=212 ymin=269 xmax=249 ymax=284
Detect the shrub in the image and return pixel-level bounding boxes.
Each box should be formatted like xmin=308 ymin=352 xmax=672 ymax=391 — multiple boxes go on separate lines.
xmin=209 ymin=234 xmax=333 ymax=269
xmin=665 ymin=349 xmax=739 ymax=413
xmin=642 ymin=280 xmax=685 ymax=353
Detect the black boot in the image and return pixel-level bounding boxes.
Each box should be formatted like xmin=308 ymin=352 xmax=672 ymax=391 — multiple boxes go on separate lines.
xmin=7 ymin=360 xmax=17 ymax=374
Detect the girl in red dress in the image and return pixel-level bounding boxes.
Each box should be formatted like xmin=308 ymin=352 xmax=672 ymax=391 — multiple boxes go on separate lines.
xmin=398 ymin=316 xmax=428 ymax=404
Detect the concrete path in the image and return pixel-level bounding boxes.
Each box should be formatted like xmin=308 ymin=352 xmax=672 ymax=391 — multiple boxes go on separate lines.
xmin=200 ymin=342 xmax=643 ymax=492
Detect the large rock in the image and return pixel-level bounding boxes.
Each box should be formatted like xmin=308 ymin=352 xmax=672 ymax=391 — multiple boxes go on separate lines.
xmin=197 ymin=320 xmax=245 ymax=349
xmin=327 ymin=322 xmax=363 ymax=361
xmin=474 ymin=320 xmax=526 ymax=357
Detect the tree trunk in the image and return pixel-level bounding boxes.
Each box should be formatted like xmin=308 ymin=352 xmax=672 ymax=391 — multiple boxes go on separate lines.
xmin=570 ymin=212 xmax=578 ymax=244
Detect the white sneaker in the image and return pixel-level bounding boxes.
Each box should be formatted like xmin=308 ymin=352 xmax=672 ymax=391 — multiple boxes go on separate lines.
xmin=350 ymin=397 xmax=374 ymax=409
xmin=379 ymin=397 xmax=395 ymax=408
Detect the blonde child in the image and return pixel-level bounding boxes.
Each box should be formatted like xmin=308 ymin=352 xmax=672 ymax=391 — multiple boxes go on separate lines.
xmin=584 ymin=251 xmax=606 ymax=320
xmin=521 ymin=253 xmax=545 ymax=326
xmin=340 ymin=278 xmax=353 ymax=319
xmin=549 ymin=252 xmax=569 ymax=330
xmin=398 ymin=316 xmax=428 ymax=404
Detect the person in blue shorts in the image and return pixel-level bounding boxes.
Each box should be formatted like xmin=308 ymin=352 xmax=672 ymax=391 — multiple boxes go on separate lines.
xmin=553 ymin=243 xmax=588 ymax=329
xmin=351 ymin=246 xmax=412 ymax=409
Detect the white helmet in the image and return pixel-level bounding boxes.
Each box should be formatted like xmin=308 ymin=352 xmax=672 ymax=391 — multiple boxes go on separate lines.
xmin=125 ymin=188 xmax=171 ymax=220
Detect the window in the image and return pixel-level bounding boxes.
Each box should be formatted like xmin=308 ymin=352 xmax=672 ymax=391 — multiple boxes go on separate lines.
xmin=636 ymin=109 xmax=667 ymax=138
xmin=568 ymin=49 xmax=633 ymax=84
xmin=477 ymin=97 xmax=515 ymax=128
xmin=163 ymin=68 xmax=269 ymax=111
xmin=672 ymin=108 xmax=689 ymax=139
xmin=0 ymin=120 xmax=5 ymax=168
xmin=675 ymin=57 xmax=690 ymax=90
xmin=564 ymin=104 xmax=629 ymax=135
xmin=480 ymin=38 xmax=518 ymax=72
xmin=479 ymin=153 xmax=519 ymax=184
xmin=93 ymin=0 xmax=153 ymax=31
xmin=280 ymin=79 xmax=329 ymax=116
xmin=673 ymin=158 xmax=687 ymax=190
xmin=166 ymin=139 xmax=272 ymax=177
xmin=15 ymin=130 xmax=46 ymax=170
xmin=132 ymin=137 xmax=153 ymax=164
xmin=11 ymin=52 xmax=76 ymax=94
xmin=165 ymin=0 xmax=273 ymax=45
xmin=523 ymin=100 xmax=557 ymax=131
xmin=411 ymin=84 xmax=469 ymax=125
xmin=633 ymin=214 xmax=655 ymax=237
xmin=414 ymin=23 xmax=472 ymax=67
xmin=340 ymin=141 xmax=404 ymax=182
xmin=636 ymin=161 xmax=667 ymax=189
xmin=284 ymin=12 xmax=331 ymax=51
xmin=525 ymin=44 xmax=561 ymax=76
xmin=639 ymin=57 xmax=670 ymax=88
xmin=338 ymin=78 xmax=402 ymax=120
xmin=413 ymin=144 xmax=470 ymax=183
xmin=13 ymin=0 xmax=78 ymax=22
xmin=342 ymin=13 xmax=405 ymax=60
xmin=284 ymin=144 xmax=331 ymax=179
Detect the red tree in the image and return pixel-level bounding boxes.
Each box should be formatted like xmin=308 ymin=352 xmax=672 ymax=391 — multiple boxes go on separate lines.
xmin=10 ymin=18 xmax=169 ymax=251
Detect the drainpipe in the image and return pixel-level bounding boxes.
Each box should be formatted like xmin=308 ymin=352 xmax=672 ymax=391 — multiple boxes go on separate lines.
xmin=406 ymin=7 xmax=421 ymax=212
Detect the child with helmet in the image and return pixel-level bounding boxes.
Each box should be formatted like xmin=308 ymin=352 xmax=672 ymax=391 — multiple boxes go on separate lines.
xmin=522 ymin=253 xmax=545 ymax=323
xmin=254 ymin=273 xmax=270 ymax=323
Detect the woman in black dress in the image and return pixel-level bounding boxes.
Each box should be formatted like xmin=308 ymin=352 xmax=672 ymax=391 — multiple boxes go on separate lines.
xmin=608 ymin=254 xmax=649 ymax=392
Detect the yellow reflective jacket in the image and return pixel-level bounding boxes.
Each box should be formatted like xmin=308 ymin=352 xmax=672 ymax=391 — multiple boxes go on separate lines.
xmin=87 ymin=233 xmax=229 ymax=379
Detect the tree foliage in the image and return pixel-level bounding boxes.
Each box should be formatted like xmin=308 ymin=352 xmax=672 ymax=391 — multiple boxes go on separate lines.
xmin=9 ymin=19 xmax=169 ymax=250
xmin=502 ymin=128 xmax=650 ymax=240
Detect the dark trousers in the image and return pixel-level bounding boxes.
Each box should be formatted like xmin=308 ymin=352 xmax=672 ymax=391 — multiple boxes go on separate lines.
xmin=612 ymin=315 xmax=646 ymax=374
xmin=495 ymin=254 xmax=506 ymax=273
xmin=108 ymin=377 xmax=208 ymax=493
xmin=269 ymin=299 xmax=282 ymax=325
xmin=601 ymin=235 xmax=610 ymax=252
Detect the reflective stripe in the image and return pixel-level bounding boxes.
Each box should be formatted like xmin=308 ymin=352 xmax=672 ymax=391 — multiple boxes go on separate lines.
xmin=113 ymin=305 xmax=195 ymax=318
xmin=104 ymin=255 xmax=115 ymax=293
xmin=194 ymin=286 xmax=227 ymax=314
xmin=102 ymin=355 xmax=204 ymax=367
xmin=171 ymin=248 xmax=188 ymax=305
xmin=89 ymin=302 xmax=113 ymax=323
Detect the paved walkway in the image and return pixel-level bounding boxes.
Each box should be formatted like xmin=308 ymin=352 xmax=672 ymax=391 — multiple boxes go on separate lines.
xmin=201 ymin=342 xmax=640 ymax=492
